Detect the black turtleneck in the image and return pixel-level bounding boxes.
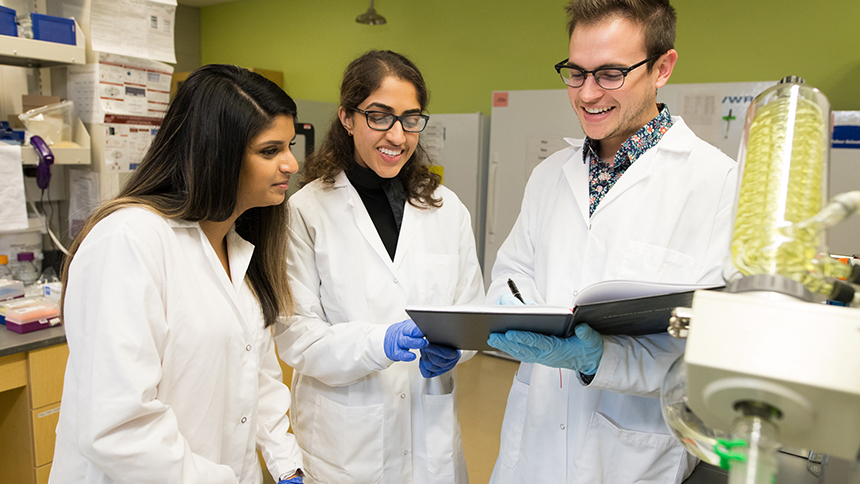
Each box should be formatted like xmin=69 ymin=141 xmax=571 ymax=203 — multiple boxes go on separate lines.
xmin=345 ymin=161 xmax=407 ymax=261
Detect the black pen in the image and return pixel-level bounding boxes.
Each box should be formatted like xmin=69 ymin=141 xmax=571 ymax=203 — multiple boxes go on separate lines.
xmin=507 ymin=278 xmax=526 ymax=304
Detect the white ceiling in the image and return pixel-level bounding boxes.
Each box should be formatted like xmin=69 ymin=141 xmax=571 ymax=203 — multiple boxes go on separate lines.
xmin=177 ymin=0 xmax=240 ymax=7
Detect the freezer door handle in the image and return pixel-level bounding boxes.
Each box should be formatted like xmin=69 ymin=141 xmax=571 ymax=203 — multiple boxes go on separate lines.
xmin=487 ymin=154 xmax=498 ymax=237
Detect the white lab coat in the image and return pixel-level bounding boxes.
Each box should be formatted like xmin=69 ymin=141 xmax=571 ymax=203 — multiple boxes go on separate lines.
xmin=275 ymin=171 xmax=485 ymax=484
xmin=487 ymin=118 xmax=738 ymax=484
xmin=51 ymin=207 xmax=302 ymax=484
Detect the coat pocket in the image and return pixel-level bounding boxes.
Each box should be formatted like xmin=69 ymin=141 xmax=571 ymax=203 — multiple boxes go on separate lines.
xmin=574 ymin=412 xmax=687 ymax=484
xmin=497 ymin=376 xmax=531 ymax=468
xmin=308 ymin=394 xmax=385 ymax=484
xmin=414 ymin=254 xmax=458 ymax=303
xmin=619 ymin=241 xmax=700 ymax=282
xmin=423 ymin=393 xmax=457 ymax=478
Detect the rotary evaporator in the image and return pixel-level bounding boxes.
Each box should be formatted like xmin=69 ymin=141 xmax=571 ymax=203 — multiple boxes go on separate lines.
xmin=661 ymin=77 xmax=860 ymax=484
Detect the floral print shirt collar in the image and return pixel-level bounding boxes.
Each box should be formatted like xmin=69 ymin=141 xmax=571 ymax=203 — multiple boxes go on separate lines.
xmin=584 ymin=104 xmax=673 ymax=216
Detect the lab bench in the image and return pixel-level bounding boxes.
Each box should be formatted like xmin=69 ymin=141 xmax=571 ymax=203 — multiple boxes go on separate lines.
xmin=0 ymin=326 xmax=67 ymax=484
xmin=0 ymin=326 xmax=829 ymax=484
xmin=685 ymin=447 xmax=820 ymax=484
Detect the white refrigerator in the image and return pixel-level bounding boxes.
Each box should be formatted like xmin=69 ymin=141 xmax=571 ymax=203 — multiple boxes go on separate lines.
xmin=829 ymin=111 xmax=860 ymax=257
xmin=290 ymin=99 xmax=338 ymax=197
xmin=423 ymin=113 xmax=491 ymax=270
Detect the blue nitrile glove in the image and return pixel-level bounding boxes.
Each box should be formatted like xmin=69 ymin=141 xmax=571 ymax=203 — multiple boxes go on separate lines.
xmin=385 ymin=319 xmax=429 ymax=362
xmin=278 ymin=477 xmax=303 ymax=484
xmin=487 ymin=324 xmax=604 ymax=374
xmin=496 ymin=293 xmax=537 ymax=305
xmin=419 ymin=344 xmax=461 ymax=378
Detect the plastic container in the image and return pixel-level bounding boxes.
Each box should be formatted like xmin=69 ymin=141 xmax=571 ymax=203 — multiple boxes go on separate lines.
xmin=0 ymin=278 xmax=25 ymax=312
xmin=18 ymin=100 xmax=75 ymax=145
xmin=42 ymin=281 xmax=62 ymax=303
xmin=3 ymin=297 xmax=60 ymax=334
xmin=0 ymin=255 xmax=12 ymax=279
xmin=14 ymin=252 xmax=40 ymax=285
xmin=0 ymin=121 xmax=25 ymax=145
xmin=0 ymin=216 xmax=44 ymax=275
xmin=731 ymin=76 xmax=831 ymax=281
xmin=0 ymin=5 xmax=16 ymax=37
xmin=1 ymin=296 xmax=45 ymax=326
xmin=19 ymin=13 xmax=76 ymax=45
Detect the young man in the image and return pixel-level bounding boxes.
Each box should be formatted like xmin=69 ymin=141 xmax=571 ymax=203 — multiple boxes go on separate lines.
xmin=486 ymin=0 xmax=738 ymax=482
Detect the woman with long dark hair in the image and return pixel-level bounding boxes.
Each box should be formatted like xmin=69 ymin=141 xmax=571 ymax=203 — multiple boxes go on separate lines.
xmin=51 ymin=65 xmax=304 ymax=484
xmin=275 ymin=50 xmax=484 ymax=484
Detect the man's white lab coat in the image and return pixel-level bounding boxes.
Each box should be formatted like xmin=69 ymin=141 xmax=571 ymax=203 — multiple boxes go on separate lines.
xmin=488 ymin=118 xmax=738 ymax=484
xmin=276 ymin=172 xmax=484 ymax=484
xmin=51 ymin=207 xmax=302 ymax=484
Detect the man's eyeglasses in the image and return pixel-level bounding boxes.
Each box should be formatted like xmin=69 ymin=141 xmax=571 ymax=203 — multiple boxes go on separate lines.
xmin=554 ymin=53 xmax=663 ymax=90
xmin=353 ymin=108 xmax=430 ymax=133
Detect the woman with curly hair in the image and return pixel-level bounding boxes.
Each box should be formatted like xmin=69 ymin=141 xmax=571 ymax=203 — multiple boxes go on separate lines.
xmin=275 ymin=50 xmax=484 ymax=484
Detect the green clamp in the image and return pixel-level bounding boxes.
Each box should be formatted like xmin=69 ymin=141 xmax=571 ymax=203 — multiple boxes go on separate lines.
xmin=714 ymin=439 xmax=748 ymax=470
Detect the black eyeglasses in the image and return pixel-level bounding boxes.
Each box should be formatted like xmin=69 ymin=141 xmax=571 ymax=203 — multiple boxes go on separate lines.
xmin=554 ymin=53 xmax=663 ymax=90
xmin=353 ymin=108 xmax=430 ymax=133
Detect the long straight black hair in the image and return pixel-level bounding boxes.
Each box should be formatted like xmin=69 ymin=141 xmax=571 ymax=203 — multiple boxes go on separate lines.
xmin=62 ymin=64 xmax=298 ymax=327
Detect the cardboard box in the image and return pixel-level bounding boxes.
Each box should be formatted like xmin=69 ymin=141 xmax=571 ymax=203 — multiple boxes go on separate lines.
xmin=22 ymin=95 xmax=61 ymax=114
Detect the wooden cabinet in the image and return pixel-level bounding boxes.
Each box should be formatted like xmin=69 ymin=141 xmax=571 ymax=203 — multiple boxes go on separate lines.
xmin=0 ymin=352 xmax=27 ymax=392
xmin=28 ymin=345 xmax=68 ymax=409
xmin=36 ymin=464 xmax=52 ymax=484
xmin=0 ymin=343 xmax=68 ymax=484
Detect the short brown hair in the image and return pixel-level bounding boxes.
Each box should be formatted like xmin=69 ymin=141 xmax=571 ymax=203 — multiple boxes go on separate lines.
xmin=565 ymin=0 xmax=676 ymax=70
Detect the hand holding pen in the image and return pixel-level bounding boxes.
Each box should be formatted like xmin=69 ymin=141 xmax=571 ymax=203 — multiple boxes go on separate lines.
xmin=498 ymin=278 xmax=535 ymax=305
xmin=507 ymin=278 xmax=526 ymax=303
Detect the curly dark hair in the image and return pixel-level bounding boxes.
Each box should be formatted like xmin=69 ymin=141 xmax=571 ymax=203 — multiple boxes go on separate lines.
xmin=301 ymin=50 xmax=441 ymax=209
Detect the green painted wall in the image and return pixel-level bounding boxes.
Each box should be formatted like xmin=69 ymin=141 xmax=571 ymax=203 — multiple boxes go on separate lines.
xmin=201 ymin=0 xmax=860 ymax=114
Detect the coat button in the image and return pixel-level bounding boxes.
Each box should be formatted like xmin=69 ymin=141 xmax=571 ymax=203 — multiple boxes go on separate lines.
xmin=245 ymin=344 xmax=252 ymax=351
xmin=560 ymin=424 xmax=566 ymax=430
xmin=393 ymin=278 xmax=398 ymax=284
xmin=404 ymin=450 xmax=409 ymax=455
xmin=400 ymin=393 xmax=406 ymax=399
xmin=241 ymin=417 xmax=247 ymax=423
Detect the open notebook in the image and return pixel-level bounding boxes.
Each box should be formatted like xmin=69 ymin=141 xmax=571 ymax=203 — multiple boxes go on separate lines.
xmin=406 ymin=280 xmax=723 ymax=350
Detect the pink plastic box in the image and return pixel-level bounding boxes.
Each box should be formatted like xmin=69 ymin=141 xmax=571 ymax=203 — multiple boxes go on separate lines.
xmin=4 ymin=298 xmax=61 ymax=334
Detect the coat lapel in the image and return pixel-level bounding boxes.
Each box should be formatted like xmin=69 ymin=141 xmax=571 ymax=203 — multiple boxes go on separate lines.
xmin=167 ymin=219 xmax=254 ymax=339
xmin=562 ymin=143 xmax=591 ymax=225
xmin=336 ymin=171 xmax=398 ymax=273
xmin=591 ymin=117 xmax=694 ymax=218
xmin=592 ymin=150 xmax=656 ymax=217
xmin=393 ymin=201 xmax=426 ymax=268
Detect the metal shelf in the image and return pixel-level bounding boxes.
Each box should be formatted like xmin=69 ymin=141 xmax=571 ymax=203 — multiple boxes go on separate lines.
xmin=0 ymin=20 xmax=91 ymax=166
xmin=0 ymin=21 xmax=85 ymax=68
xmin=21 ymin=117 xmax=91 ymax=166
xmin=21 ymin=144 xmax=89 ymax=165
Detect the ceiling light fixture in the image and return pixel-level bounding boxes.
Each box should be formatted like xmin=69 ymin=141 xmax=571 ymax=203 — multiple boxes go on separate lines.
xmin=356 ymin=0 xmax=386 ymax=25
